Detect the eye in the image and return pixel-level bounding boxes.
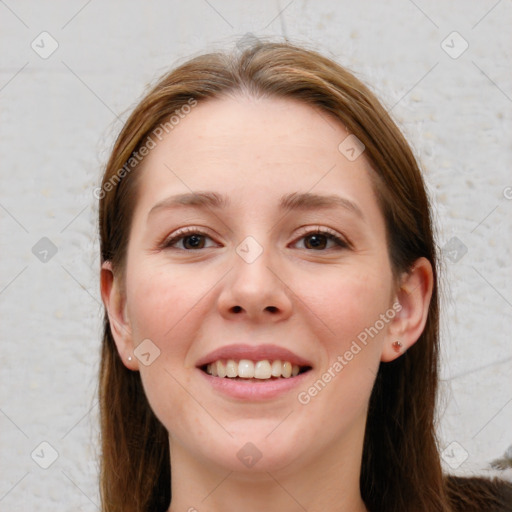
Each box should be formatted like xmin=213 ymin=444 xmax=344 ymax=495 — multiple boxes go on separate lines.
xmin=292 ymin=228 xmax=350 ymax=251
xmin=161 ymin=228 xmax=217 ymax=250
xmin=160 ymin=226 xmax=350 ymax=252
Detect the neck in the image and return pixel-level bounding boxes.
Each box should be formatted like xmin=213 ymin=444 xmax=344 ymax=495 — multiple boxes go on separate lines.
xmin=166 ymin=424 xmax=368 ymax=512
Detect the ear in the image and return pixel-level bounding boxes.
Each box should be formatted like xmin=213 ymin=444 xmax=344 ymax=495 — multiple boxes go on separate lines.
xmin=100 ymin=261 xmax=139 ymax=371
xmin=381 ymin=257 xmax=434 ymax=362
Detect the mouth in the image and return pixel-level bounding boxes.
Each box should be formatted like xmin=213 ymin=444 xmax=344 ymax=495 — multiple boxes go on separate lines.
xmin=194 ymin=344 xmax=314 ymax=392
xmin=199 ymin=359 xmax=313 ymax=381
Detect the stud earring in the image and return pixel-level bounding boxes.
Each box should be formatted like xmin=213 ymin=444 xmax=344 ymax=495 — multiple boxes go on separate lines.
xmin=127 ymin=356 xmax=133 ymax=362
xmin=392 ymin=341 xmax=403 ymax=353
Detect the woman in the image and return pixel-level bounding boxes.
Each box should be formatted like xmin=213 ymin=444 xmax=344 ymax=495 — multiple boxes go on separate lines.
xmin=97 ymin=40 xmax=512 ymax=511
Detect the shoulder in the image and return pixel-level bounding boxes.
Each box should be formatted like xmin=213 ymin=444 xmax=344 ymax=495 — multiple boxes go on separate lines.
xmin=445 ymin=474 xmax=512 ymax=512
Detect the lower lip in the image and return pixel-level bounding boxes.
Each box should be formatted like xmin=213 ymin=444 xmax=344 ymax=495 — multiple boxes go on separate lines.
xmin=197 ymin=368 xmax=312 ymax=401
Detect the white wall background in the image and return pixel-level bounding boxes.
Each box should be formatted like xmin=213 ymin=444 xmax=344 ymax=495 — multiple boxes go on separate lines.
xmin=1 ymin=0 xmax=511 ymax=509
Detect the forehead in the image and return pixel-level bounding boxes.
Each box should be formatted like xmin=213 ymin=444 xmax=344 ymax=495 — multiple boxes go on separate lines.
xmin=150 ymin=95 xmax=344 ymax=166
xmin=133 ymin=94 xmax=382 ymax=222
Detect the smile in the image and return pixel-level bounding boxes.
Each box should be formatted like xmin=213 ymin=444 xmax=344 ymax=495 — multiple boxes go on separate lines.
xmin=195 ymin=343 xmax=314 ymax=400
xmin=201 ymin=359 xmax=312 ymax=380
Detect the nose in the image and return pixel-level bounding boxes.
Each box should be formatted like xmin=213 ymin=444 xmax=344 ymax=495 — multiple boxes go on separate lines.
xmin=217 ymin=238 xmax=293 ymax=323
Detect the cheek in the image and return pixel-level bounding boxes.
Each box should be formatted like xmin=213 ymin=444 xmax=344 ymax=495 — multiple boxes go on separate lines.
xmin=125 ymin=262 xmax=203 ymax=350
xmin=124 ymin=263 xmax=206 ymax=435
xmin=299 ymin=264 xmax=393 ymax=351
xmin=286 ymin=268 xmax=391 ymax=458
xmin=293 ymin=269 xmax=390 ymax=429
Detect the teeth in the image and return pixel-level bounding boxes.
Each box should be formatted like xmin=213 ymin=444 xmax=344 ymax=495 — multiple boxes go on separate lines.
xmin=254 ymin=360 xmax=272 ymax=379
xmin=225 ymin=359 xmax=238 ymax=378
xmin=238 ymin=359 xmax=254 ymax=378
xmin=217 ymin=360 xmax=226 ymax=378
xmin=205 ymin=359 xmax=304 ymax=379
xmin=271 ymin=360 xmax=282 ymax=377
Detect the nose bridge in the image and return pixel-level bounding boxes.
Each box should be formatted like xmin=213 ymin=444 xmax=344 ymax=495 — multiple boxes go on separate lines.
xmin=218 ymin=230 xmax=292 ymax=319
xmin=235 ymin=234 xmax=267 ymax=267
xmin=232 ymin=232 xmax=277 ymax=293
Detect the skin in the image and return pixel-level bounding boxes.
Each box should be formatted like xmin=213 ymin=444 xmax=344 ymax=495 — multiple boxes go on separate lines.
xmin=101 ymin=94 xmax=433 ymax=512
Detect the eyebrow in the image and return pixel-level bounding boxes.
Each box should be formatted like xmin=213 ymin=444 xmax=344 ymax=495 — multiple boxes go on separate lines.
xmin=147 ymin=191 xmax=364 ymax=219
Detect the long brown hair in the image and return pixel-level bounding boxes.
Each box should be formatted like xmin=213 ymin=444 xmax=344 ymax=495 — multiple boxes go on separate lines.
xmin=98 ymin=39 xmax=512 ymax=512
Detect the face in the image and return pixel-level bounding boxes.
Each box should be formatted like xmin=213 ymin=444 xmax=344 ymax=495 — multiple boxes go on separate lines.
xmin=112 ymin=95 xmax=403 ymax=476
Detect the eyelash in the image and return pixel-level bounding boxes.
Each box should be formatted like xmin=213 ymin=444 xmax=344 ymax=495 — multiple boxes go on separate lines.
xmin=160 ymin=226 xmax=350 ymax=251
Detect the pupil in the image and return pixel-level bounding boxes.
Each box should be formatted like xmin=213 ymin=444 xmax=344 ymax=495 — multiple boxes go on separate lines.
xmin=307 ymin=234 xmax=326 ymax=250
xmin=185 ymin=235 xmax=203 ymax=249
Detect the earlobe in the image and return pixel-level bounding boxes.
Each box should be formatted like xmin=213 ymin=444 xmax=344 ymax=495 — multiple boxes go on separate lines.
xmin=100 ymin=261 xmax=139 ymax=371
xmin=381 ymin=257 xmax=434 ymax=362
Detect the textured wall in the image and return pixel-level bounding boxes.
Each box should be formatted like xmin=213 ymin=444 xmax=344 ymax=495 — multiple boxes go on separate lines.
xmin=1 ymin=0 xmax=511 ymax=509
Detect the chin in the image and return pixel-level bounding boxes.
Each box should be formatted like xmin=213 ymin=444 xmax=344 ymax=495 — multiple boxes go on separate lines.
xmin=208 ymin=440 xmax=305 ymax=476
xmin=196 ymin=422 xmax=311 ymax=475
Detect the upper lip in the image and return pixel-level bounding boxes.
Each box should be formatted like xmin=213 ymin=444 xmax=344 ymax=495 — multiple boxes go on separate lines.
xmin=195 ymin=344 xmax=313 ymax=368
